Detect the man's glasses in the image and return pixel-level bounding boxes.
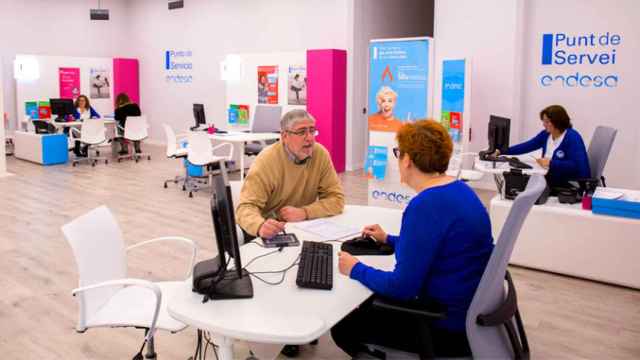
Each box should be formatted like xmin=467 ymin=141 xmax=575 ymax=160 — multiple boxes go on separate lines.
xmin=392 ymin=147 xmax=400 ymax=158
xmin=287 ymin=127 xmax=319 ymax=137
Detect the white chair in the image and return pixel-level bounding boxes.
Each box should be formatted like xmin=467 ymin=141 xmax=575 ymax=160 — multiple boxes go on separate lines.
xmin=162 ymin=124 xmax=189 ymax=189
xmin=118 ymin=115 xmax=151 ymax=163
xmin=70 ymin=119 xmax=108 ymax=167
xmin=185 ymin=132 xmax=233 ymax=198
xmin=62 ymin=206 xmax=197 ymax=359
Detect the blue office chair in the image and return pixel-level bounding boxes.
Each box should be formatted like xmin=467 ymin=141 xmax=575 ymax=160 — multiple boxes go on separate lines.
xmin=362 ymin=175 xmax=547 ymax=359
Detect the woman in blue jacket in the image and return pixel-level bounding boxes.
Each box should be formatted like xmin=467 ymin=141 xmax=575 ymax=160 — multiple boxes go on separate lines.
xmin=499 ymin=105 xmax=590 ymax=188
xmin=331 ymin=120 xmax=494 ymax=358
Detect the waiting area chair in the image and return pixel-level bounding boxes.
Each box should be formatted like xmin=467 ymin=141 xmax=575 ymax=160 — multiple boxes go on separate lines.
xmin=361 ymin=175 xmax=547 ymax=360
xmin=587 ymin=126 xmax=617 ymax=187
xmin=185 ymin=132 xmax=234 ymax=198
xmin=62 ymin=206 xmax=198 ymax=359
xmin=70 ymin=119 xmax=109 ymax=167
xmin=162 ymin=124 xmax=189 ymax=189
xmin=117 ymin=115 xmax=151 ymax=163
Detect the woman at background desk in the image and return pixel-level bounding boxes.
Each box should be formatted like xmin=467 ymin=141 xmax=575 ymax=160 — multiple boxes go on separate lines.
xmin=72 ymin=95 xmax=100 ymax=157
xmin=114 ymin=93 xmax=142 ymax=155
xmin=496 ymin=104 xmax=590 ymax=188
xmin=332 ymin=120 xmax=494 ymax=358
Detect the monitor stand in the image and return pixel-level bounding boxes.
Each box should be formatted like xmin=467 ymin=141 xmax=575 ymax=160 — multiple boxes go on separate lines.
xmin=194 ymin=257 xmax=254 ymax=300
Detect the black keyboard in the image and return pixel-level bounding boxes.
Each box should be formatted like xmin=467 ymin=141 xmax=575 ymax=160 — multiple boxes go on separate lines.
xmin=296 ymin=241 xmax=333 ymax=290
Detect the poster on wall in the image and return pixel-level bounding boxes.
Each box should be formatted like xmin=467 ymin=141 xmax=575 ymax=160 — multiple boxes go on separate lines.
xmin=89 ymin=68 xmax=111 ymax=99
xmin=38 ymin=101 xmax=51 ymax=119
xmin=368 ymin=38 xmax=431 ymax=132
xmin=257 ymin=65 xmax=278 ymax=104
xmin=440 ymin=59 xmax=467 ymax=156
xmin=287 ymin=65 xmax=307 ymax=105
xmin=58 ymin=67 xmax=80 ymax=99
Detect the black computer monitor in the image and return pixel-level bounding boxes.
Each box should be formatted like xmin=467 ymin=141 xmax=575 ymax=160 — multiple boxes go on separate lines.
xmin=196 ymin=169 xmax=253 ymax=300
xmin=50 ymin=98 xmax=75 ymax=122
xmin=488 ymin=115 xmax=511 ymax=154
xmin=193 ymin=103 xmax=206 ymax=127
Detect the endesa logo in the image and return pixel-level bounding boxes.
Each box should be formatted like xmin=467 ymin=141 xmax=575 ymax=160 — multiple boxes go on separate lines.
xmin=165 ymin=50 xmax=193 ymax=83
xmin=539 ymin=32 xmax=621 ymax=88
xmin=371 ymin=190 xmax=412 ymax=204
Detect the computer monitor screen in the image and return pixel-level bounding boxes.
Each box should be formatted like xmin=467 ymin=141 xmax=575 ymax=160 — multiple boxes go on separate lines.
xmin=251 ymin=105 xmax=282 ymax=133
xmin=50 ymin=98 xmax=75 ymax=120
xmin=488 ymin=115 xmax=510 ymax=154
xmin=193 ymin=103 xmax=206 ymax=127
xmin=211 ymin=174 xmax=242 ymax=278
xmin=206 ymin=172 xmax=253 ymax=299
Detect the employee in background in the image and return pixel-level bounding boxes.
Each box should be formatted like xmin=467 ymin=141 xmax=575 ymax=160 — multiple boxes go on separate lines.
xmin=496 ymin=104 xmax=590 ymax=188
xmin=73 ymin=95 xmax=100 ymax=121
xmin=332 ymin=120 xmax=493 ymax=358
xmin=236 ymin=109 xmax=344 ymax=358
xmin=71 ymin=95 xmax=101 ymax=157
xmin=114 ymin=92 xmax=142 ymax=155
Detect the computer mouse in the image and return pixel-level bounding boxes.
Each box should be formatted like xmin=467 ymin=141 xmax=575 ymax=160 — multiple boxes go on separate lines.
xmin=350 ymin=235 xmax=379 ymax=249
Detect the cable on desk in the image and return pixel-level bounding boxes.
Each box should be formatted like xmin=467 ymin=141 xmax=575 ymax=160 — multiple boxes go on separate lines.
xmin=246 ymin=254 xmax=301 ymax=286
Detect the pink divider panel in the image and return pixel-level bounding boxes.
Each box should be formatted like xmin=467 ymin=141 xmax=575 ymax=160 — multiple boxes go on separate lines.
xmin=113 ymin=58 xmax=140 ymax=106
xmin=307 ymin=49 xmax=347 ymax=173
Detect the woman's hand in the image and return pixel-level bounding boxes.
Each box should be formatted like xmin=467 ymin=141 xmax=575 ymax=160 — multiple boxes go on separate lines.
xmin=338 ymin=251 xmax=360 ymax=276
xmin=536 ymin=158 xmax=550 ymax=168
xmin=362 ymin=224 xmax=387 ymax=243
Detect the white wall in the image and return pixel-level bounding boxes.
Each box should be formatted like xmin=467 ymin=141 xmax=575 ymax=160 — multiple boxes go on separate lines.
xmin=0 ymin=59 xmax=5 ymax=176
xmin=224 ymin=51 xmax=306 ymax=131
xmin=350 ymin=0 xmax=434 ymax=170
xmin=519 ymin=0 xmax=640 ymax=189
xmin=434 ymin=0 xmax=520 ymax=153
xmin=125 ymin=0 xmax=350 ymax=142
xmin=0 ymin=0 xmax=131 ymax=130
xmin=15 ymin=55 xmax=114 ymax=118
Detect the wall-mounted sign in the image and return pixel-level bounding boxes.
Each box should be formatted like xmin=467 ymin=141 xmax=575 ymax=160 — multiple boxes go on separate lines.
xmin=165 ymin=50 xmax=193 ymax=83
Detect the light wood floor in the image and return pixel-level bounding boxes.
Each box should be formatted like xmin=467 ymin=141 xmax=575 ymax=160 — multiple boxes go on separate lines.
xmin=1 ymin=144 xmax=639 ymax=359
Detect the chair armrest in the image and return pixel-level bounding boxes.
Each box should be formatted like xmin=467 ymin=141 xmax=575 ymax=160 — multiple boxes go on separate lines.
xmin=127 ymin=236 xmax=198 ymax=279
xmin=69 ymin=127 xmax=81 ymax=138
xmin=72 ymin=278 xmax=161 ymax=342
xmin=212 ymin=142 xmax=233 ymax=161
xmin=372 ymin=297 xmax=447 ymax=319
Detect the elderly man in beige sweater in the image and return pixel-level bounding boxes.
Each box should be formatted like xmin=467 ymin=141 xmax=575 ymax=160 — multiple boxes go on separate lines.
xmin=236 ymin=109 xmax=345 ymax=240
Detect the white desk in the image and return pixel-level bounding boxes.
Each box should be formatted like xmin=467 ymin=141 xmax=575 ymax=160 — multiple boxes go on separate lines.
xmin=167 ymin=205 xmax=401 ymax=360
xmin=490 ymin=195 xmax=640 ymax=289
xmin=475 ymin=155 xmax=547 ymax=197
xmin=20 ymin=117 xmax=115 ymax=129
xmin=206 ymin=131 xmax=281 ymax=179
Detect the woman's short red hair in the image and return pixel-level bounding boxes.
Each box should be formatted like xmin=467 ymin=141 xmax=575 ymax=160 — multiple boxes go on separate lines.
xmin=396 ymin=119 xmax=453 ymax=174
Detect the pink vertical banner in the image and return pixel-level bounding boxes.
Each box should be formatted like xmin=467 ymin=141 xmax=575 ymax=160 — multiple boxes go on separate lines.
xmin=59 ymin=67 xmax=81 ymax=99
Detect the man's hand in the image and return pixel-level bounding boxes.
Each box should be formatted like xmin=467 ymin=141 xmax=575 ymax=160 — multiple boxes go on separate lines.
xmin=278 ymin=206 xmax=307 ymax=222
xmin=338 ymin=251 xmax=360 ymax=276
xmin=362 ymin=224 xmax=387 ymax=243
xmin=536 ymin=157 xmax=550 ymax=168
xmin=258 ymin=218 xmax=286 ymax=239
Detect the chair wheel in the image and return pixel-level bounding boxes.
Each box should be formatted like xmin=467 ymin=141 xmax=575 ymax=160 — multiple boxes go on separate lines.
xmin=164 ymin=183 xmax=168 ymax=189
xmin=118 ymin=158 xmax=122 ymax=163
xmin=189 ymin=192 xmax=193 ymax=198
xmin=91 ymin=162 xmax=96 ymax=167
xmin=135 ymin=158 xmax=139 ymax=163
xmin=72 ymin=162 xmax=76 ymax=167
xmin=182 ymin=185 xmax=186 ymax=191
xmin=148 ymin=156 xmax=151 ymax=160
xmin=96 ymin=151 xmax=100 ymax=156
xmin=105 ymin=160 xmax=108 ymax=165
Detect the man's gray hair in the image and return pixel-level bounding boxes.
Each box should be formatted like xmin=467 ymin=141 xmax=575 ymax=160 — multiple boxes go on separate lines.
xmin=280 ymin=109 xmax=316 ymax=131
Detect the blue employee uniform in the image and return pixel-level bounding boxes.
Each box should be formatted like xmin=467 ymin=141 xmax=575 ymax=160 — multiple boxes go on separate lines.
xmin=349 ymin=180 xmax=494 ymax=332
xmin=506 ymin=128 xmax=590 ymax=187
xmin=73 ymin=107 xmax=101 ymax=120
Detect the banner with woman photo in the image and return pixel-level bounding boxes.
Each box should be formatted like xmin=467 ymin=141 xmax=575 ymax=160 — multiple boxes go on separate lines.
xmin=367 ymin=37 xmax=434 ymax=208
